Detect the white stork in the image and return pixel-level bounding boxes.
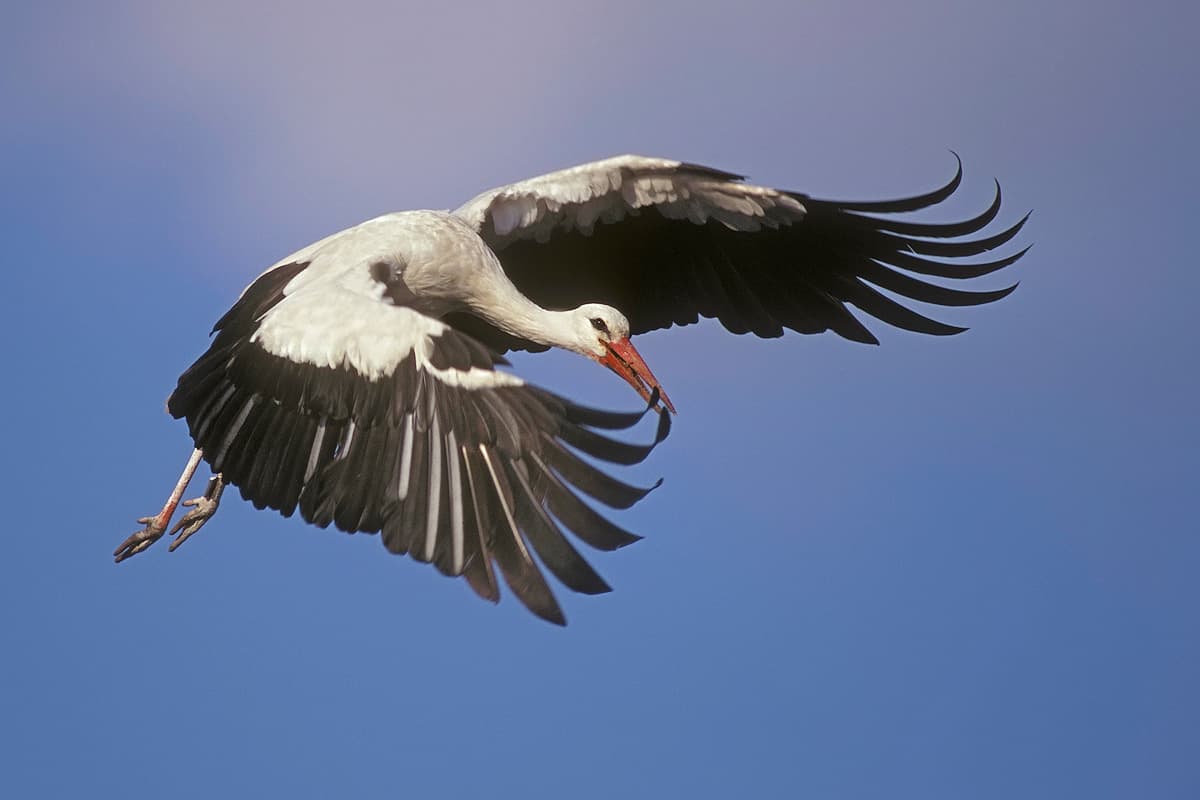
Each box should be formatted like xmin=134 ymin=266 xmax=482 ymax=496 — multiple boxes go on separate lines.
xmin=116 ymin=154 xmax=1028 ymax=624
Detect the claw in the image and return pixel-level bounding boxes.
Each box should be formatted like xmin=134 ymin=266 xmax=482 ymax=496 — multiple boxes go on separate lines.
xmin=113 ymin=514 xmax=168 ymax=563
xmin=168 ymin=475 xmax=225 ymax=552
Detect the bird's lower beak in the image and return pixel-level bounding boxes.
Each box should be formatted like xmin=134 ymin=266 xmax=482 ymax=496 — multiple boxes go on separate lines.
xmin=599 ymin=338 xmax=676 ymax=414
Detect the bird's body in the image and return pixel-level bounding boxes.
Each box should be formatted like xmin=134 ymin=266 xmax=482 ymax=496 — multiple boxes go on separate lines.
xmin=252 ymin=210 xmax=623 ymax=362
xmin=117 ymin=154 xmax=1029 ymax=624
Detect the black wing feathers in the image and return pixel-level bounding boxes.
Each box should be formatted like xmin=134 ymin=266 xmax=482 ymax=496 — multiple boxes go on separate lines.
xmin=168 ymin=267 xmax=666 ymax=624
xmin=464 ymin=157 xmax=1027 ymax=352
xmin=209 ymin=261 xmax=308 ymax=340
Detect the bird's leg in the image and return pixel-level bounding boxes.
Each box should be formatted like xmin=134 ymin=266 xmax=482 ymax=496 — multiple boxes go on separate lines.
xmin=167 ymin=473 xmax=225 ymax=552
xmin=114 ymin=448 xmax=206 ymax=563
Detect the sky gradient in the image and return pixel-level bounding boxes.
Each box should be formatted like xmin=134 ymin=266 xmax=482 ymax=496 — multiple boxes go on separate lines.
xmin=3 ymin=1 xmax=1198 ymax=797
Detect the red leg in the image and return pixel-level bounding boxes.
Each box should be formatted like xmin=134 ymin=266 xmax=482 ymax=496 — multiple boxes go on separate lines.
xmin=114 ymin=449 xmax=205 ymax=563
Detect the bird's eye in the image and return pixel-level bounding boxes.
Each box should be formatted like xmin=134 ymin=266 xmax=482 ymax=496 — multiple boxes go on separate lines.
xmin=590 ymin=317 xmax=609 ymax=334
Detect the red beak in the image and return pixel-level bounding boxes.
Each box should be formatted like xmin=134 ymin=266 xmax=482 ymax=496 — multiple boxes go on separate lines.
xmin=598 ymin=337 xmax=676 ymax=414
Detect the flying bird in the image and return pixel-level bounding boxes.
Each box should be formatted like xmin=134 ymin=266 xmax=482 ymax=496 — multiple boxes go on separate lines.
xmin=116 ymin=154 xmax=1028 ymax=624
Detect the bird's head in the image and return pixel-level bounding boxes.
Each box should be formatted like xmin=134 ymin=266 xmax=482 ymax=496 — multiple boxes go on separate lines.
xmin=572 ymin=303 xmax=675 ymax=414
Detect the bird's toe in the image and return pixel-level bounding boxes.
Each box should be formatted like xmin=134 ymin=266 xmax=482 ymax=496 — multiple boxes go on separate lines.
xmin=113 ymin=515 xmax=168 ymax=563
xmin=167 ymin=476 xmax=224 ymax=552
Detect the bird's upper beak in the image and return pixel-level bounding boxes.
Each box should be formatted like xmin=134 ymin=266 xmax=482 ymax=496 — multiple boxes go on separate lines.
xmin=599 ymin=337 xmax=676 ymax=414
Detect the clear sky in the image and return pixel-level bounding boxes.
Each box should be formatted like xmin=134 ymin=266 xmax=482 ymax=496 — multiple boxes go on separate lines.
xmin=3 ymin=1 xmax=1197 ymax=797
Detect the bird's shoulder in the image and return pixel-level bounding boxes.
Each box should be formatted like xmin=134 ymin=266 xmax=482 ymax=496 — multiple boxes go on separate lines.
xmin=265 ymin=210 xmax=473 ymax=274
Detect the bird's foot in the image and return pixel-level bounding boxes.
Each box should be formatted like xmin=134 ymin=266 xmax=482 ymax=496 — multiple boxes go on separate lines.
xmin=167 ymin=475 xmax=225 ymax=552
xmin=113 ymin=514 xmax=169 ymax=563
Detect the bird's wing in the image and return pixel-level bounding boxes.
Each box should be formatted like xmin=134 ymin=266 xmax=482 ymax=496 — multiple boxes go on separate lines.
xmin=451 ymin=154 xmax=1028 ymax=350
xmin=167 ymin=255 xmax=669 ymax=626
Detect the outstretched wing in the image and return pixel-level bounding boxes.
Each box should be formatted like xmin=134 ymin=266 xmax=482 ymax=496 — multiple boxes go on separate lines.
xmin=451 ymin=154 xmax=1028 ymax=351
xmin=167 ymin=256 xmax=669 ymax=625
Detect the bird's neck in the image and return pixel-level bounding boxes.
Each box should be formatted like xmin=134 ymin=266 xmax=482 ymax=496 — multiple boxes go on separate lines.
xmin=467 ymin=291 xmax=588 ymax=355
xmin=495 ymin=304 xmax=587 ymax=353
xmin=456 ymin=248 xmax=592 ymax=355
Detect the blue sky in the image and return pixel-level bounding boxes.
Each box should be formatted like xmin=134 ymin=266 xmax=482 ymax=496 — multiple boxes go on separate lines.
xmin=3 ymin=1 xmax=1197 ymax=797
